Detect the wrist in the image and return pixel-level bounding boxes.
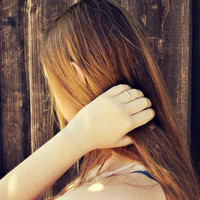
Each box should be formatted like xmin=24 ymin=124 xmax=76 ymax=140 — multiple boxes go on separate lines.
xmin=61 ymin=119 xmax=92 ymax=156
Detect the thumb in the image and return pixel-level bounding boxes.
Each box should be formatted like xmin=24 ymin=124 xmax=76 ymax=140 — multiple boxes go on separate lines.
xmin=116 ymin=136 xmax=133 ymax=147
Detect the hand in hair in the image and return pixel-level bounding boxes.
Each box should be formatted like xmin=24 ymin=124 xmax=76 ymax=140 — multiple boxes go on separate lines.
xmin=67 ymin=84 xmax=155 ymax=151
xmin=0 ymin=84 xmax=154 ymax=200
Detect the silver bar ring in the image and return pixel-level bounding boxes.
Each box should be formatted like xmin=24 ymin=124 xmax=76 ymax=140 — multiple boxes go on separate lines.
xmin=124 ymin=90 xmax=132 ymax=101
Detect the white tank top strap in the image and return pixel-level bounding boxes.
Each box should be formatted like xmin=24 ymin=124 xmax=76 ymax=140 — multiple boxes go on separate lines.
xmin=99 ymin=162 xmax=147 ymax=178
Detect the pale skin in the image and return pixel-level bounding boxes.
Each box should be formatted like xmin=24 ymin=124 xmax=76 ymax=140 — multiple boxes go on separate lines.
xmin=0 ymin=62 xmax=166 ymax=200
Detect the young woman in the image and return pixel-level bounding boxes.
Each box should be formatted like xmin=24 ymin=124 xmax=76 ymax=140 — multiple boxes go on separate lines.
xmin=40 ymin=0 xmax=199 ymax=199
xmin=0 ymin=0 xmax=199 ymax=200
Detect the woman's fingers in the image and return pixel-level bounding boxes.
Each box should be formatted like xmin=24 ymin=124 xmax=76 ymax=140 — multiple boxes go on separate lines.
xmin=106 ymin=84 xmax=132 ymax=96
xmin=118 ymin=89 xmax=144 ymax=103
xmin=130 ymin=108 xmax=155 ymax=130
xmin=124 ymin=97 xmax=152 ymax=115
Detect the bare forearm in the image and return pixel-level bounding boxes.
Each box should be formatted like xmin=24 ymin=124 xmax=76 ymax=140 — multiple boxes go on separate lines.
xmin=0 ymin=84 xmax=155 ymax=200
xmin=0 ymin=122 xmax=89 ymax=200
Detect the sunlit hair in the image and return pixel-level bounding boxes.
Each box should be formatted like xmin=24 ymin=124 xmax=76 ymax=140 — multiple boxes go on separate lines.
xmin=40 ymin=0 xmax=200 ymax=199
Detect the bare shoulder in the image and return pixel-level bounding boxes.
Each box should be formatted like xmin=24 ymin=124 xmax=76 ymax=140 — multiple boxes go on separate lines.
xmin=57 ymin=173 xmax=167 ymax=200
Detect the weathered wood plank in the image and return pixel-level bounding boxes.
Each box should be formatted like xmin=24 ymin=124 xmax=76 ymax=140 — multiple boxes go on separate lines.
xmin=0 ymin=0 xmax=30 ymax=176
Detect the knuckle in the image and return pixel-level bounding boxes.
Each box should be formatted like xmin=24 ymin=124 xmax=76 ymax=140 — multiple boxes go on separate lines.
xmin=118 ymin=104 xmax=125 ymax=115
xmin=118 ymin=84 xmax=131 ymax=91
xmin=133 ymin=89 xmax=140 ymax=96
xmin=110 ymin=99 xmax=122 ymax=112
xmin=102 ymin=94 xmax=112 ymax=104
xmin=139 ymin=90 xmax=144 ymax=97
xmin=133 ymin=89 xmax=144 ymax=98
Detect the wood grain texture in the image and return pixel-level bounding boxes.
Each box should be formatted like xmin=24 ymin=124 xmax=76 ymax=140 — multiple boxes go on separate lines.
xmin=0 ymin=0 xmax=30 ymax=175
xmin=0 ymin=0 xmax=199 ymax=199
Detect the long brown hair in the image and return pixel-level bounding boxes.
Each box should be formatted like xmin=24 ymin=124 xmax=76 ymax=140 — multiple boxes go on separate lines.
xmin=40 ymin=0 xmax=200 ymax=199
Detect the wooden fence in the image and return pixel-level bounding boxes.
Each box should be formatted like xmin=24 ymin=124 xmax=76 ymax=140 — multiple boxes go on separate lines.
xmin=0 ymin=0 xmax=199 ymax=199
